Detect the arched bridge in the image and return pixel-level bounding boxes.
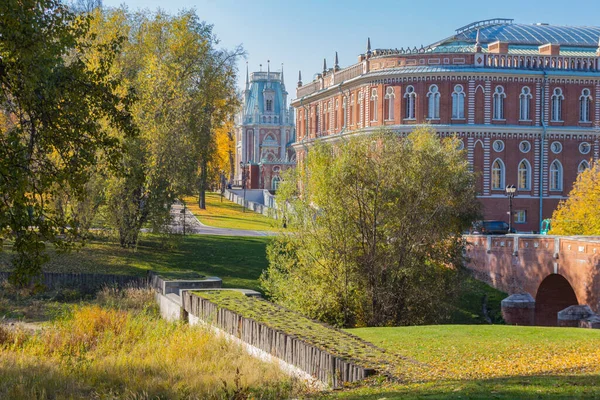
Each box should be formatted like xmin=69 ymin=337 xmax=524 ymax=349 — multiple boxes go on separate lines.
xmin=465 ymin=235 xmax=600 ymax=326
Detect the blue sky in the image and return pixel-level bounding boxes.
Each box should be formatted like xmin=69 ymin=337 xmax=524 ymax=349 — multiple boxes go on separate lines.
xmin=102 ymin=0 xmax=600 ymax=100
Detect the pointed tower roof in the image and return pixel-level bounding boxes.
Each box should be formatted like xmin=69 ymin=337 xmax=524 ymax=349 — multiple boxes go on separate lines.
xmin=323 ymin=58 xmax=327 ymax=75
xmin=367 ymin=37 xmax=372 ymax=56
xmin=334 ymin=51 xmax=340 ymax=71
xmin=245 ymin=61 xmax=249 ymax=90
xmin=297 ymin=70 xmax=302 ymax=87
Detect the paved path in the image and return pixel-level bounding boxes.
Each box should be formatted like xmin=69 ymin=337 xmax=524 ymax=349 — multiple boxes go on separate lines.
xmin=168 ymin=202 xmax=275 ymax=237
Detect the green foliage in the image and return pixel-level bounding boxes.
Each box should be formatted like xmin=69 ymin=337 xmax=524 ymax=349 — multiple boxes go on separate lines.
xmin=0 ymin=0 xmax=135 ymax=283
xmin=262 ymin=127 xmax=481 ymax=327
xmin=89 ymin=8 xmax=243 ymax=246
xmin=550 ymin=161 xmax=600 ymax=235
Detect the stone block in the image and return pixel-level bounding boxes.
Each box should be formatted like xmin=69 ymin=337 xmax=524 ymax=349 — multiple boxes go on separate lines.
xmin=579 ymin=315 xmax=600 ymax=329
xmin=501 ymin=293 xmax=535 ymax=326
xmin=557 ymin=305 xmax=594 ymax=327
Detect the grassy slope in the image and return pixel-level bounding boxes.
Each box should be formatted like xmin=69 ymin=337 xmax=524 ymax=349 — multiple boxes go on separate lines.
xmin=0 ymin=289 xmax=303 ymax=399
xmin=183 ymin=193 xmax=277 ymax=231
xmin=338 ymin=325 xmax=600 ymax=399
xmin=0 ymin=234 xmax=269 ymax=291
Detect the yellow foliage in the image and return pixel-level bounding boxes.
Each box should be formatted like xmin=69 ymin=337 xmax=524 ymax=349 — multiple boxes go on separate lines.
xmin=550 ymin=162 xmax=600 ymax=235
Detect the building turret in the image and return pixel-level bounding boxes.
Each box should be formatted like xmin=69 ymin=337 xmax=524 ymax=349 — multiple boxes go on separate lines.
xmin=366 ymin=37 xmax=372 ymax=58
xmin=297 ymin=70 xmax=302 ymax=87
xmin=475 ymin=29 xmax=482 ymax=52
xmin=322 ymin=58 xmax=328 ymax=76
xmin=334 ymin=51 xmax=340 ymax=71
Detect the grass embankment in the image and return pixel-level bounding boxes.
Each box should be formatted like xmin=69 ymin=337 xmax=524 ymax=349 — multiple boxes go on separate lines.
xmin=0 ymin=287 xmax=304 ymax=399
xmin=184 ymin=193 xmax=277 ymax=231
xmin=194 ymin=290 xmax=402 ymax=376
xmin=337 ymin=325 xmax=600 ymax=399
xmin=0 ymin=234 xmax=269 ymax=291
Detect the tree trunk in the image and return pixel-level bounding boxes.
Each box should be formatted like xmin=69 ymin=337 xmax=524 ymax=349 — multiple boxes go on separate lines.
xmin=199 ymin=159 xmax=207 ymax=209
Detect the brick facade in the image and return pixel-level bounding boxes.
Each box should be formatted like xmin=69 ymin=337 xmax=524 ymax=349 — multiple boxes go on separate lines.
xmin=292 ymin=20 xmax=600 ymax=232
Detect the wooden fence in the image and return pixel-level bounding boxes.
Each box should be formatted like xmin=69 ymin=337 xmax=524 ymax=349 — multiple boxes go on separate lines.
xmin=182 ymin=291 xmax=376 ymax=388
xmin=0 ymin=271 xmax=148 ymax=292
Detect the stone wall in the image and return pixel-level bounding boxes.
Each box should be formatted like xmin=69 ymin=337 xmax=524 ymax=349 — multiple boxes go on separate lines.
xmin=0 ymin=271 xmax=148 ymax=292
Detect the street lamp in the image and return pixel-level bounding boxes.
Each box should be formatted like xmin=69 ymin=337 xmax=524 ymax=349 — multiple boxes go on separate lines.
xmin=505 ymin=184 xmax=516 ymax=234
xmin=240 ymin=161 xmax=247 ymax=213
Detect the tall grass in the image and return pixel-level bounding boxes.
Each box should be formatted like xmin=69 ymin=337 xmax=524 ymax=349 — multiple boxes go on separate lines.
xmin=0 ymin=287 xmax=307 ymax=399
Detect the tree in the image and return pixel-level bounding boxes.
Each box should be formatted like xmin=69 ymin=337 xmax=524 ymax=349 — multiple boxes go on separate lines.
xmin=550 ymin=161 xmax=600 ymax=235
xmin=90 ymin=8 xmax=242 ymax=246
xmin=0 ymin=0 xmax=135 ymax=283
xmin=261 ymin=127 xmax=480 ymax=327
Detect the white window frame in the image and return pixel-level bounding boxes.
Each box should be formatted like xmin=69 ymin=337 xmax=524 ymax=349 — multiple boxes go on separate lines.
xmin=578 ymin=160 xmax=590 ymax=173
xmin=370 ymin=88 xmax=378 ymax=122
xmin=549 ymin=160 xmax=563 ymax=191
xmin=404 ymin=85 xmax=416 ymax=120
xmin=551 ymin=141 xmax=562 ymax=154
xmin=551 ymin=88 xmax=564 ymax=122
xmin=492 ymin=140 xmax=505 ymax=152
xmin=451 ymin=84 xmax=465 ymax=119
xmin=427 ymin=84 xmax=440 ymax=119
xmin=579 ymin=88 xmax=592 ymax=123
xmin=384 ymin=86 xmax=395 ymax=120
xmin=519 ymin=140 xmax=531 ymax=153
xmin=518 ymin=159 xmax=531 ymax=191
xmin=271 ymin=176 xmax=281 ymax=191
xmin=493 ymin=86 xmax=506 ymax=120
xmin=519 ymin=86 xmax=532 ymax=121
xmin=579 ymin=142 xmax=591 ymax=155
xmin=342 ymin=97 xmax=347 ymax=128
xmin=515 ymin=210 xmax=527 ymax=224
xmin=491 ymin=158 xmax=505 ymax=190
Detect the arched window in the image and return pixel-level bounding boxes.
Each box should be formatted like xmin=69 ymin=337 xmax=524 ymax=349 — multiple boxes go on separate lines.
xmin=451 ymin=84 xmax=465 ymax=119
xmin=578 ymin=160 xmax=590 ymax=174
xmin=519 ymin=87 xmax=532 ymax=120
xmin=404 ymin=85 xmax=416 ymax=119
xmin=370 ymin=88 xmax=378 ymax=121
xmin=551 ymin=88 xmax=564 ymax=122
xmin=358 ymin=92 xmax=363 ymax=124
xmin=334 ymin=99 xmax=339 ymax=130
xmin=427 ymin=84 xmax=440 ymax=119
xmin=517 ymin=159 xmax=531 ymax=190
xmin=266 ymin=99 xmax=273 ymax=112
xmin=271 ymin=176 xmax=281 ymax=191
xmin=491 ymin=159 xmax=505 ymax=190
xmin=384 ymin=87 xmax=395 ymax=120
xmin=342 ymin=97 xmax=347 ymax=128
xmin=350 ymin=94 xmax=355 ymax=125
xmin=549 ymin=160 xmax=563 ymax=191
xmin=579 ymin=88 xmax=592 ymax=122
xmin=493 ymin=86 xmax=506 ymax=120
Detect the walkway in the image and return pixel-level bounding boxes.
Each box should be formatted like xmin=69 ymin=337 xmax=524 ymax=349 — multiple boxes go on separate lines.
xmin=168 ymin=202 xmax=275 ymax=237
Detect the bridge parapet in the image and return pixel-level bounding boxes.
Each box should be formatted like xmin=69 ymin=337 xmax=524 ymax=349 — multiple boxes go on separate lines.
xmin=464 ymin=234 xmax=600 ymax=326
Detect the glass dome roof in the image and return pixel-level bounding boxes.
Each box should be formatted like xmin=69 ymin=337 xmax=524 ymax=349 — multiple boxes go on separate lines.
xmin=441 ymin=19 xmax=600 ymax=48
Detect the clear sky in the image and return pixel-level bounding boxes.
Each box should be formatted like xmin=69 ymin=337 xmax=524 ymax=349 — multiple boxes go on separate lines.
xmin=102 ymin=0 xmax=600 ymax=101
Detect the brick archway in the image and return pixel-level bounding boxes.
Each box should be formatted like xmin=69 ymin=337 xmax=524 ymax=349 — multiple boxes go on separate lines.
xmin=535 ymin=274 xmax=579 ymax=326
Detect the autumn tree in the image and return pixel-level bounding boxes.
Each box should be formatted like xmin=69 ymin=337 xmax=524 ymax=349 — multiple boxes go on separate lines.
xmin=550 ymin=161 xmax=600 ymax=235
xmin=85 ymin=8 xmax=242 ymax=247
xmin=261 ymin=128 xmax=480 ymax=327
xmin=0 ymin=0 xmax=135 ymax=282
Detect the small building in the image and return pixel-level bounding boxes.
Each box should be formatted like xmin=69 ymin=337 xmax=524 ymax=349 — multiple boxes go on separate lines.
xmin=235 ymin=61 xmax=296 ymax=191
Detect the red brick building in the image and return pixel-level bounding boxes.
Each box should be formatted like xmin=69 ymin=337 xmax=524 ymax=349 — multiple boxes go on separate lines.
xmin=291 ymin=19 xmax=600 ymax=232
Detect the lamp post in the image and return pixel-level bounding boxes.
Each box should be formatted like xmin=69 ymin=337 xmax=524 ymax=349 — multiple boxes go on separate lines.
xmin=240 ymin=161 xmax=247 ymax=213
xmin=505 ymin=185 xmax=516 ymax=233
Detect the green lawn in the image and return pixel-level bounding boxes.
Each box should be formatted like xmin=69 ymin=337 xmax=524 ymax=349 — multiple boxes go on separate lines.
xmin=334 ymin=325 xmax=600 ymax=398
xmin=0 ymin=234 xmax=269 ymax=292
xmin=184 ymin=192 xmax=278 ymax=231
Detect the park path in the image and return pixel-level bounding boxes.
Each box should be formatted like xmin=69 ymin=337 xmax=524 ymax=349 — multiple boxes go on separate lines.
xmin=168 ymin=201 xmax=275 ymax=237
